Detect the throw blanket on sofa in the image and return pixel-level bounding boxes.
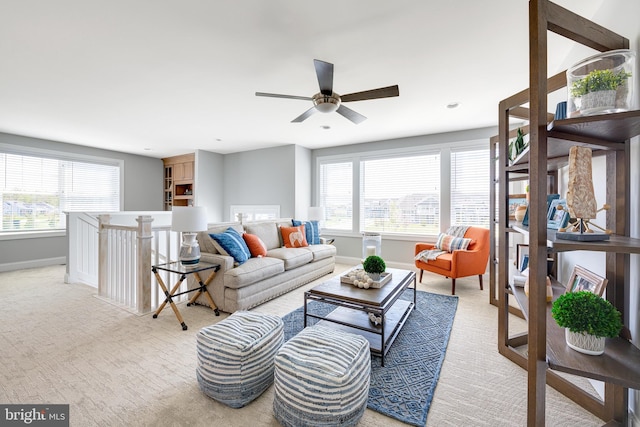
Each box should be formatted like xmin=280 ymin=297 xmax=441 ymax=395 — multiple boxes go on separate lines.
xmin=415 ymin=225 xmax=470 ymax=263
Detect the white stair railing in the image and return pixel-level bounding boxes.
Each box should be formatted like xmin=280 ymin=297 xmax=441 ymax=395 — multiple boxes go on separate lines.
xmin=65 ymin=212 xmax=100 ymax=287
xmin=94 ymin=213 xmax=183 ymax=314
xmin=66 ymin=211 xmax=191 ymax=314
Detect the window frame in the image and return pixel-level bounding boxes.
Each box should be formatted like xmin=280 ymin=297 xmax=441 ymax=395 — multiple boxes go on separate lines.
xmin=0 ymin=142 xmax=124 ymax=237
xmin=315 ymin=139 xmax=488 ymax=239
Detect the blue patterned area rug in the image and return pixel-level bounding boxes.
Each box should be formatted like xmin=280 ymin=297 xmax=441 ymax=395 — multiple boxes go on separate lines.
xmin=281 ymin=289 xmax=458 ymax=427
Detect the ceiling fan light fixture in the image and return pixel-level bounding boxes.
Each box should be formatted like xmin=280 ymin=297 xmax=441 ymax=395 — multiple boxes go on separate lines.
xmin=313 ymin=92 xmax=340 ymax=113
xmin=256 ymin=59 xmax=399 ymax=123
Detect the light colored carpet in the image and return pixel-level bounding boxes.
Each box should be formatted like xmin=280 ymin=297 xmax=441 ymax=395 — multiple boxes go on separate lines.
xmin=0 ymin=264 xmax=602 ymax=426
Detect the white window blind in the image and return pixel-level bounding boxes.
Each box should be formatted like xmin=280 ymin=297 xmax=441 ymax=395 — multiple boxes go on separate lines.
xmin=1 ymin=151 xmax=120 ymax=233
xmin=360 ymin=153 xmax=440 ymax=234
xmin=319 ymin=162 xmax=352 ymax=230
xmin=450 ymin=148 xmax=490 ymax=227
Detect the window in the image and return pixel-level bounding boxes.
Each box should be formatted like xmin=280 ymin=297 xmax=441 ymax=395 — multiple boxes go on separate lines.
xmin=450 ymin=148 xmax=490 ymax=227
xmin=1 ymin=147 xmax=121 ymax=233
xmin=361 ymin=154 xmax=440 ymax=234
xmin=316 ymin=141 xmax=489 ymax=236
xmin=319 ymin=162 xmax=352 ymax=230
xmin=230 ymin=205 xmax=280 ymax=222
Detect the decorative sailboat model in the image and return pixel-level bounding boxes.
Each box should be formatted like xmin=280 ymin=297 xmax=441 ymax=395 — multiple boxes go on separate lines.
xmin=556 ymin=146 xmax=611 ymax=241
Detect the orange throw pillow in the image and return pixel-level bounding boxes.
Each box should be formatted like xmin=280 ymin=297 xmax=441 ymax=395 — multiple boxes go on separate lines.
xmin=280 ymin=225 xmax=308 ymax=248
xmin=242 ymin=233 xmax=268 ymax=257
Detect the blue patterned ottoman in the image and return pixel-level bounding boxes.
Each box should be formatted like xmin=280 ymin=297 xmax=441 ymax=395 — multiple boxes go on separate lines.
xmin=196 ymin=311 xmax=284 ymax=408
xmin=273 ymin=325 xmax=371 ymax=427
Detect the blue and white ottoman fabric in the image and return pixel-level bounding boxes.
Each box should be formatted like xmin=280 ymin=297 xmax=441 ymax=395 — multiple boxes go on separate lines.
xmin=273 ymin=325 xmax=371 ymax=427
xmin=196 ymin=311 xmax=284 ymax=408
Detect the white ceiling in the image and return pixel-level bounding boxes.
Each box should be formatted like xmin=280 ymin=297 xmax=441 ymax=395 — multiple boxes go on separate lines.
xmin=0 ymin=1 xmax=610 ymax=158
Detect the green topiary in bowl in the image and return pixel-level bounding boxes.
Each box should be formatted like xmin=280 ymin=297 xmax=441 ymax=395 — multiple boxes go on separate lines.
xmin=570 ymin=69 xmax=632 ymax=97
xmin=551 ymin=290 xmax=622 ymax=338
xmin=363 ymin=255 xmax=386 ymax=275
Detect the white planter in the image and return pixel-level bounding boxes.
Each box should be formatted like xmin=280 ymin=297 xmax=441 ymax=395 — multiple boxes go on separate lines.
xmin=575 ymin=90 xmax=617 ymax=116
xmin=565 ymin=329 xmax=605 ymax=356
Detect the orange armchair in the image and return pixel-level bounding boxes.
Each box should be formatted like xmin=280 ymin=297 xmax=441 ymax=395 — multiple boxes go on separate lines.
xmin=414 ymin=226 xmax=490 ymax=295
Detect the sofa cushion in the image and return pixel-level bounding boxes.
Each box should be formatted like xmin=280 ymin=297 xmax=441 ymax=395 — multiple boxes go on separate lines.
xmin=303 ymin=244 xmax=337 ymax=261
xmin=210 ymin=227 xmax=251 ymax=265
xmin=292 ymin=220 xmax=321 ymax=245
xmin=242 ymin=233 xmax=268 ymax=258
xmin=224 ymin=257 xmax=284 ymax=289
xmin=280 ymin=225 xmax=308 ymax=248
xmin=427 ymin=252 xmax=452 ymax=270
xmin=267 ymin=247 xmax=313 ymax=270
xmin=244 ymin=222 xmax=281 ymax=250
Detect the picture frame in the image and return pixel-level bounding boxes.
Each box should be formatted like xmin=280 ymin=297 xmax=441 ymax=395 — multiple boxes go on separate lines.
xmin=548 ymin=209 xmax=569 ymax=230
xmin=508 ymin=194 xmax=527 ymax=220
xmin=522 ymin=194 xmax=560 ymax=227
xmin=516 ymin=244 xmax=529 ymax=272
xmin=566 ymin=265 xmax=608 ymax=296
xmin=547 ymin=198 xmax=567 ymax=220
xmin=547 ymin=198 xmax=570 ymax=229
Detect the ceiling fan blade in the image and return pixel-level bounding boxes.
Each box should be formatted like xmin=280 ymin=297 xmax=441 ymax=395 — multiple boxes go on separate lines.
xmin=314 ymin=59 xmax=334 ymax=95
xmin=291 ymin=107 xmax=318 ymax=123
xmin=255 ymin=92 xmax=312 ymax=101
xmin=341 ymin=85 xmax=400 ymax=102
xmin=336 ymin=105 xmax=366 ymax=124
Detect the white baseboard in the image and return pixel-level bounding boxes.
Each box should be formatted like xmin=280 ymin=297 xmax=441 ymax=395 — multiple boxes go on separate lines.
xmin=0 ymin=257 xmax=66 ymax=273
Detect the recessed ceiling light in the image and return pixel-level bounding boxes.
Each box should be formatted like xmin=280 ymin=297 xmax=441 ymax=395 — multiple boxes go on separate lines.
xmin=143 ymin=148 xmax=151 ymax=151
xmin=320 ymin=125 xmax=331 ymax=130
xmin=215 ymin=138 xmax=222 ymax=142
xmin=446 ymin=102 xmax=460 ymax=109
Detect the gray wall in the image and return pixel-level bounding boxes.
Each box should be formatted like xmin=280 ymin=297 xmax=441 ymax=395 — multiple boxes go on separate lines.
xmin=223 ymin=145 xmax=297 ymax=221
xmin=195 ymin=149 xmax=224 ymax=222
xmin=294 ymin=145 xmax=312 ymax=219
xmin=0 ymin=132 xmax=162 ymax=269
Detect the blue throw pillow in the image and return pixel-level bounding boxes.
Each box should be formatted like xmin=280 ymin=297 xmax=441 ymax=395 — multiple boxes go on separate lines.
xmin=292 ymin=220 xmax=320 ymax=245
xmin=209 ymin=227 xmax=251 ymax=264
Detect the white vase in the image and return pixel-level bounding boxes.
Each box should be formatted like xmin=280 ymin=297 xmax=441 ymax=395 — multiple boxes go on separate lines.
xmin=565 ymin=329 xmax=605 ymax=356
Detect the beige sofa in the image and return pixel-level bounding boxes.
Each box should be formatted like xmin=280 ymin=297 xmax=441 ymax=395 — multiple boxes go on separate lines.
xmin=188 ymin=218 xmax=336 ymax=313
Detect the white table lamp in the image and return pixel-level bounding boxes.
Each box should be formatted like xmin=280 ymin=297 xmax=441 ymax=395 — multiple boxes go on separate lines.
xmin=172 ymin=206 xmax=208 ymax=265
xmin=308 ymin=206 xmax=325 ymax=222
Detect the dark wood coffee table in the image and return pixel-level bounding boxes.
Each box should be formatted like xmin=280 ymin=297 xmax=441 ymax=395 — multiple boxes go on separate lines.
xmin=304 ymin=267 xmax=416 ymax=366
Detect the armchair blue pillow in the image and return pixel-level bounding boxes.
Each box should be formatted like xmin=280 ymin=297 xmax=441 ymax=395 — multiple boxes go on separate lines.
xmin=292 ymin=220 xmax=320 ymax=245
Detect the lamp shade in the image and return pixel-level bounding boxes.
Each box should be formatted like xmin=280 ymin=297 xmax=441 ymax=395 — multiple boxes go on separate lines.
xmin=171 ymin=206 xmax=208 ymax=232
xmin=308 ymin=206 xmax=325 ymax=222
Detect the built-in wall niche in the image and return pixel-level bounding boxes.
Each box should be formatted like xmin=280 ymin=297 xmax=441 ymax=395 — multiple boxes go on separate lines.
xmin=174 ymin=183 xmax=193 ymax=197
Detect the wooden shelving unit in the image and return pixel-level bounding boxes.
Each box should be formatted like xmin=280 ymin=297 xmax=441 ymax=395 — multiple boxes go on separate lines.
xmin=490 ymin=1 xmax=640 ymax=425
xmin=162 ymin=153 xmax=195 ymax=210
xmin=163 ymin=164 xmax=173 ymax=211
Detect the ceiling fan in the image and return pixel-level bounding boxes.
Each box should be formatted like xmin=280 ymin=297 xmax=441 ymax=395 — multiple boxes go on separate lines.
xmin=255 ymin=59 xmax=399 ymax=124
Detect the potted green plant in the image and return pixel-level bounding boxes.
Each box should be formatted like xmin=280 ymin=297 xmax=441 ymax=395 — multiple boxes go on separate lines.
xmin=363 ymin=255 xmax=386 ymax=280
xmin=551 ymin=290 xmax=622 ymax=355
xmin=569 ymin=68 xmax=632 ymax=114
